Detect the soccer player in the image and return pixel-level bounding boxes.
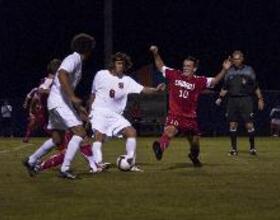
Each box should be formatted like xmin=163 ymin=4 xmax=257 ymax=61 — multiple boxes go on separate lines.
xmin=150 ymin=45 xmax=232 ymax=166
xmin=215 ymin=50 xmax=264 ymax=156
xmin=23 ymin=33 xmax=96 ymax=179
xmin=270 ymin=105 xmax=280 ymax=137
xmin=22 ymin=59 xmax=61 ymax=142
xmin=89 ymin=52 xmax=165 ymax=172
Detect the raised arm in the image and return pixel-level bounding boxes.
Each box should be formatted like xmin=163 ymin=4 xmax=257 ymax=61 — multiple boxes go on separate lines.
xmin=150 ymin=45 xmax=165 ymax=72
xmin=210 ymin=57 xmax=232 ymax=87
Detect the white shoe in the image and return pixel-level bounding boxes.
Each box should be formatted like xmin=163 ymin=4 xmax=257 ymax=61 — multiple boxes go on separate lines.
xmin=130 ymin=166 xmax=144 ymax=172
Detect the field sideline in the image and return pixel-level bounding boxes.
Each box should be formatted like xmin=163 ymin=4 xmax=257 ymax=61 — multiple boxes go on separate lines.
xmin=0 ymin=137 xmax=279 ymax=220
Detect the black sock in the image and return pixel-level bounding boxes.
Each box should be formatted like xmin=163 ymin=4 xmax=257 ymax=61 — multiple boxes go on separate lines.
xmin=248 ymin=130 xmax=255 ymax=149
xmin=190 ymin=143 xmax=200 ymax=158
xmin=229 ymin=130 xmax=237 ymax=150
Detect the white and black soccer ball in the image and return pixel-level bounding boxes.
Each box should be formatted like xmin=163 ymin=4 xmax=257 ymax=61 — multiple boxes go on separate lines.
xmin=116 ymin=155 xmax=134 ymax=171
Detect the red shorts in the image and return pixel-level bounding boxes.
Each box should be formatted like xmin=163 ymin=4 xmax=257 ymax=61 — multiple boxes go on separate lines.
xmin=165 ymin=114 xmax=201 ymax=136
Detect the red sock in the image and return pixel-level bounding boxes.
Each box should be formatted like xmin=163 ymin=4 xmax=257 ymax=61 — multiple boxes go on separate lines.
xmin=159 ymin=134 xmax=171 ymax=151
xmin=80 ymin=144 xmax=93 ymax=157
xmin=40 ymin=152 xmax=65 ymax=170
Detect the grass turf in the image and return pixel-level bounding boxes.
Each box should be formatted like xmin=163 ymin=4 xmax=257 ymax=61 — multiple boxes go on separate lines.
xmin=0 ymin=137 xmax=280 ymax=220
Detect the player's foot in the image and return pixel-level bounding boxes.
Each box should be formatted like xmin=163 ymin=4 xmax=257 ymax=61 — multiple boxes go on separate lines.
xmin=152 ymin=141 xmax=163 ymax=160
xmin=98 ymin=162 xmax=111 ymax=170
xmin=188 ymin=153 xmax=203 ymax=167
xmin=130 ymin=165 xmax=144 ymax=172
xmin=249 ymin=148 xmax=257 ymax=155
xmin=22 ymin=158 xmax=37 ymax=177
xmin=228 ymin=149 xmax=238 ymax=156
xmin=59 ymin=170 xmax=77 ymax=180
xmin=22 ymin=138 xmax=29 ymax=143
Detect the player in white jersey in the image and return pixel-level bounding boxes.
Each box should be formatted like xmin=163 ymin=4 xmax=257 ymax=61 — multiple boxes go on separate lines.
xmin=23 ymin=33 xmax=96 ymax=179
xmin=89 ymin=52 xmax=165 ymax=172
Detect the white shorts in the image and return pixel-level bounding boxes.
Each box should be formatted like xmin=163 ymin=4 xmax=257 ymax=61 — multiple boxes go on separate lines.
xmin=90 ymin=108 xmax=131 ymax=137
xmin=47 ymin=106 xmax=82 ymax=130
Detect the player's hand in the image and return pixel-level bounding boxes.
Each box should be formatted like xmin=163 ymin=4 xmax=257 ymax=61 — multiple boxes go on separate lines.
xmin=215 ymin=98 xmax=222 ymax=106
xmin=223 ymin=56 xmax=232 ymax=71
xmin=155 ymin=83 xmax=166 ymax=92
xmin=150 ymin=45 xmax=159 ymax=54
xmin=258 ymin=99 xmax=264 ymax=111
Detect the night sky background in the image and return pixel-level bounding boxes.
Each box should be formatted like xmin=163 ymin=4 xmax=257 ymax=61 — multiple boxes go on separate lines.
xmin=1 ymin=0 xmax=280 ymax=99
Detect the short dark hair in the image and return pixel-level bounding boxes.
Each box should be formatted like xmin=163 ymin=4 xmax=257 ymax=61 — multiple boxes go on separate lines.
xmin=108 ymin=52 xmax=133 ymax=71
xmin=47 ymin=58 xmax=61 ymax=74
xmin=184 ymin=56 xmax=199 ymax=67
xmin=71 ymin=33 xmax=96 ymax=54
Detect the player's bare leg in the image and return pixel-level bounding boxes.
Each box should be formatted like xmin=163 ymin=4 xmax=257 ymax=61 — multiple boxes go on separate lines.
xmin=23 ymin=117 xmax=37 ymax=143
xmin=152 ymin=125 xmax=177 ymax=160
xmin=187 ymin=135 xmax=202 ymax=167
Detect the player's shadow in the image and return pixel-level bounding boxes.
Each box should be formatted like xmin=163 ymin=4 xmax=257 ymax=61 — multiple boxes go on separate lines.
xmin=165 ymin=162 xmax=230 ymax=170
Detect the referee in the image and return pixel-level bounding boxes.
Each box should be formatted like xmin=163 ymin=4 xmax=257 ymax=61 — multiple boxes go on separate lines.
xmin=216 ymin=50 xmax=264 ymax=155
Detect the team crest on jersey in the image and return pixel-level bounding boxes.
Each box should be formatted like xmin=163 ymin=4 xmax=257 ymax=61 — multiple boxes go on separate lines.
xmin=118 ymin=82 xmax=124 ymax=89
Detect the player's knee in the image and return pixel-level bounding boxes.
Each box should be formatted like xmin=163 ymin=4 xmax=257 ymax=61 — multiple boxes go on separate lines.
xmin=125 ymin=127 xmax=136 ymax=138
xmin=71 ymin=126 xmax=87 ymax=138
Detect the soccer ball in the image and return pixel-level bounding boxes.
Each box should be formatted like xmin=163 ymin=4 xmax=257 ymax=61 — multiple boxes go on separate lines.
xmin=116 ymin=155 xmax=134 ymax=171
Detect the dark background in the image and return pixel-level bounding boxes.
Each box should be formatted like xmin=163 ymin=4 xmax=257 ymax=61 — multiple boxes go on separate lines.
xmin=1 ymin=0 xmax=280 ymax=99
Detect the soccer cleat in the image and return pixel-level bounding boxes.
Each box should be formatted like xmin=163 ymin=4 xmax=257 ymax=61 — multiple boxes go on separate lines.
xmin=59 ymin=170 xmax=77 ymax=180
xmin=22 ymin=158 xmax=38 ymax=177
xmin=152 ymin=141 xmax=163 ymax=160
xmin=130 ymin=165 xmax=144 ymax=172
xmin=228 ymin=149 xmax=238 ymax=156
xmin=98 ymin=162 xmax=111 ymax=170
xmin=249 ymin=148 xmax=257 ymax=155
xmin=188 ymin=153 xmax=203 ymax=167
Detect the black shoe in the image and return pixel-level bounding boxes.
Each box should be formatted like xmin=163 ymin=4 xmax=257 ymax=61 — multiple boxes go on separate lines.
xmin=152 ymin=141 xmax=163 ymax=160
xmin=188 ymin=153 xmax=203 ymax=167
xmin=228 ymin=149 xmax=238 ymax=156
xmin=59 ymin=170 xmax=77 ymax=180
xmin=249 ymin=148 xmax=257 ymax=155
xmin=22 ymin=158 xmax=37 ymax=177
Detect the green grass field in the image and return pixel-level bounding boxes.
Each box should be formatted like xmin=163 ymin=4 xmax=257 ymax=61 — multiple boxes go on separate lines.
xmin=0 ymin=137 xmax=280 ymax=220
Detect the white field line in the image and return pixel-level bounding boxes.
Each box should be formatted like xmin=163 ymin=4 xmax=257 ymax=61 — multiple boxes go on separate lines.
xmin=0 ymin=143 xmax=34 ymax=154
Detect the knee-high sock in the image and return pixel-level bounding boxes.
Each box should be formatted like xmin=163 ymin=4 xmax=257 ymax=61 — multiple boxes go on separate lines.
xmin=159 ymin=134 xmax=170 ymax=151
xmin=248 ymin=128 xmax=255 ymax=149
xmin=190 ymin=143 xmax=200 ymax=158
xmin=126 ymin=137 xmax=136 ymax=159
xmin=229 ymin=128 xmax=237 ymax=150
xmin=29 ymin=138 xmax=55 ymax=165
xmin=80 ymin=144 xmax=98 ymax=171
xmin=92 ymin=141 xmax=102 ymax=164
xmin=40 ymin=151 xmax=65 ymax=170
xmin=61 ymin=135 xmax=83 ymax=172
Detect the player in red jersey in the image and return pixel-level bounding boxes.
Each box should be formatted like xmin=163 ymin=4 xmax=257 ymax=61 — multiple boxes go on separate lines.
xmin=150 ymin=46 xmax=232 ymax=166
xmin=23 ymin=59 xmax=61 ymax=142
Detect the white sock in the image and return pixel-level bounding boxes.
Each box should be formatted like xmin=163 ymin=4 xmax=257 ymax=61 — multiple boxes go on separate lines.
xmin=61 ymin=135 xmax=83 ymax=172
xmin=29 ymin=138 xmax=55 ymax=165
xmin=126 ymin=137 xmax=136 ymax=159
xmin=92 ymin=141 xmax=102 ymax=164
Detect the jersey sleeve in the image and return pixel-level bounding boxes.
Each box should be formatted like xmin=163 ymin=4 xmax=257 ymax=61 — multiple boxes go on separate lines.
xmin=39 ymin=78 xmax=53 ymax=90
xmin=127 ymin=77 xmax=144 ymax=94
xmin=58 ymin=55 xmax=76 ymax=74
xmin=91 ymin=71 xmax=101 ymax=94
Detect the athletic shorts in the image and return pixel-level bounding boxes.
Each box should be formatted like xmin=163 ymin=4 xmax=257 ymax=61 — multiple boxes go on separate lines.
xmin=90 ymin=108 xmax=131 ymax=137
xmin=165 ymin=114 xmax=201 ymax=136
xmin=47 ymin=106 xmax=82 ymax=130
xmin=226 ymin=96 xmax=254 ymax=122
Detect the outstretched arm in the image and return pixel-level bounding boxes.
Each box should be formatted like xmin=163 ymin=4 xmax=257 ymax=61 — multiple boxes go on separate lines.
xmin=150 ymin=45 xmax=165 ymax=72
xmin=141 ymin=83 xmax=166 ymax=95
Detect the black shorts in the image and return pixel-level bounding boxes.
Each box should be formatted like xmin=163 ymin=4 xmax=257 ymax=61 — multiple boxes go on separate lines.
xmin=226 ymin=96 xmax=254 ymax=123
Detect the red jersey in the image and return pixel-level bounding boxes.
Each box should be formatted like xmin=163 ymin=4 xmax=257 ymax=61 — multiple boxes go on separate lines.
xmin=164 ymin=68 xmax=212 ymax=118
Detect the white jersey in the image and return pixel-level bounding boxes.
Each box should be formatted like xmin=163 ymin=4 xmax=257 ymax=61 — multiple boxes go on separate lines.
xmin=47 ymin=52 xmax=82 ymax=110
xmin=91 ymin=70 xmax=144 ymax=114
xmin=39 ymin=77 xmax=53 ymax=90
